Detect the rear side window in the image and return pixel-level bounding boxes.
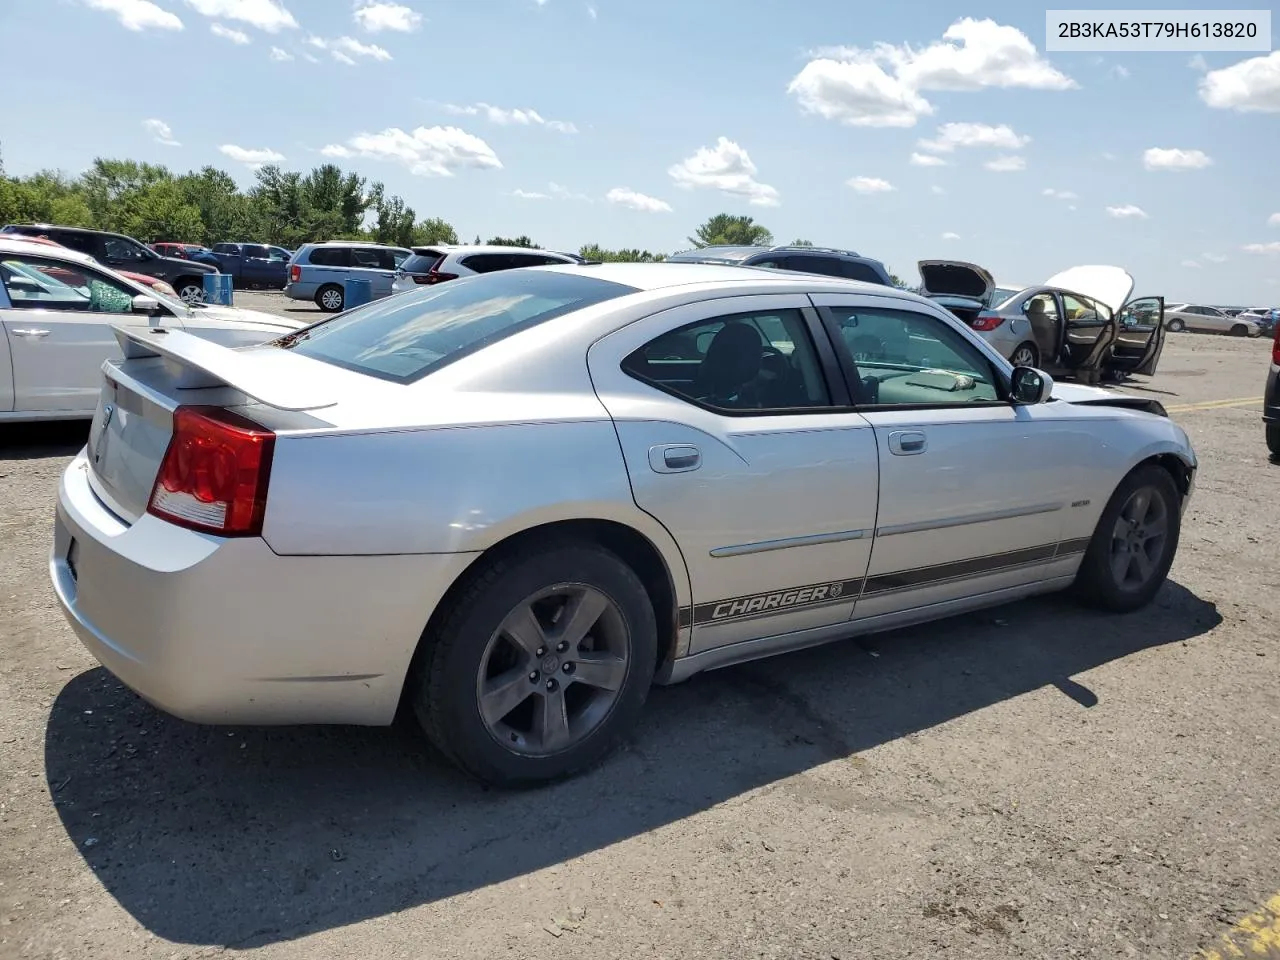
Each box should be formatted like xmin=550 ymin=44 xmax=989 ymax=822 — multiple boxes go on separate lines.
xmin=277 ymin=270 xmax=638 ymax=383
xmin=307 ymin=246 xmax=350 ymax=267
xmin=242 ymin=244 xmax=270 ymax=258
xmin=460 ymin=253 xmax=513 ymax=273
xmin=786 ymin=255 xmax=845 ymax=278
xmin=400 ymin=252 xmax=445 ymax=274
xmin=350 ymin=247 xmax=395 ymax=269
xmin=838 ymin=260 xmax=888 ymax=284
xmin=54 ymin=232 xmax=97 ymax=256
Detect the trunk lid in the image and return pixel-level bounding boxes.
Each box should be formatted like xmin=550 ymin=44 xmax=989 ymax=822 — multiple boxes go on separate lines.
xmin=918 ymin=260 xmax=995 ymax=303
xmin=1043 ymin=265 xmax=1135 ymax=313
xmin=84 ymin=326 xmax=354 ymax=524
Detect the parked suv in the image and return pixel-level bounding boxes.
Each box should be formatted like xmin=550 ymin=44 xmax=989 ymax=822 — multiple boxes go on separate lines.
xmin=391 ymin=245 xmax=580 ymax=293
xmin=1 ymin=224 xmax=218 ymax=303
xmin=664 ymin=244 xmax=894 ymax=286
xmin=284 ymin=241 xmax=413 ymax=312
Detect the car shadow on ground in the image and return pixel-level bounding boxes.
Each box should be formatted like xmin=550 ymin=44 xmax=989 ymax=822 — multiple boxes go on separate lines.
xmin=44 ymin=582 xmax=1220 ymax=948
xmin=0 ymin=421 xmax=89 ymax=460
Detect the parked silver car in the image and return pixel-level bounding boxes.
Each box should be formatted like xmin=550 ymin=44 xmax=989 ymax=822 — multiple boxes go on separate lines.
xmin=1164 ymin=303 xmax=1261 ymax=337
xmin=51 ymin=263 xmax=1196 ymax=786
xmin=920 ymin=261 xmax=1165 ymax=383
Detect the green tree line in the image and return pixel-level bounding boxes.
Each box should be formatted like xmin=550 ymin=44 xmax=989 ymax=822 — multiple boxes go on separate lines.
xmin=0 ymin=151 xmax=901 ymax=276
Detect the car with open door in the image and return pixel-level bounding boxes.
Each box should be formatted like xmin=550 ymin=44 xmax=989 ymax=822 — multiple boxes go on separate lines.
xmin=49 ymin=261 xmax=1197 ymax=788
xmin=921 ymin=262 xmax=1162 ymax=383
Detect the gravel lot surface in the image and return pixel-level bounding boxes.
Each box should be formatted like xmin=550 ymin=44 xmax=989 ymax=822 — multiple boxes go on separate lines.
xmin=1 ymin=311 xmax=1277 ymax=959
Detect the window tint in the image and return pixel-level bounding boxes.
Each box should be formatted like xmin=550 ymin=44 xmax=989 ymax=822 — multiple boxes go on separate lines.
xmin=102 ymin=237 xmax=147 ymax=262
xmin=401 ymin=252 xmax=445 ymax=274
xmin=307 ymin=246 xmax=350 ymax=267
xmin=621 ymin=309 xmax=832 ymax=412
xmin=785 ymin=255 xmax=844 ymax=278
xmin=824 ymin=305 xmax=1001 ymax=406
xmin=55 ymin=232 xmax=98 ymax=256
xmin=277 ymin=270 xmax=638 ymax=383
xmin=348 ymin=247 xmax=395 ymax=270
xmin=460 ymin=253 xmax=513 ymax=273
xmin=838 ymin=260 xmax=888 ymax=284
xmin=1 ymin=254 xmax=137 ymax=313
xmin=242 ymin=244 xmax=270 ymax=258
xmin=213 ymin=244 xmax=235 ymax=253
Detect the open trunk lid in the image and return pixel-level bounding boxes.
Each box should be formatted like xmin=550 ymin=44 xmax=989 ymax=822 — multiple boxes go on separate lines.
xmin=918 ymin=260 xmax=995 ymax=303
xmin=85 ymin=326 xmax=348 ymax=525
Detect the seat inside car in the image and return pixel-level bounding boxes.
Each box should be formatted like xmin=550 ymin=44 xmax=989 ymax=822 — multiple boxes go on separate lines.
xmin=693 ymin=322 xmax=763 ymax=407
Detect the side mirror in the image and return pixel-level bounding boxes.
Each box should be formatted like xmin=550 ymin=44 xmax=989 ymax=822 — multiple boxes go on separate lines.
xmin=1010 ymin=366 xmax=1054 ymax=404
xmin=131 ymin=294 xmax=160 ymax=315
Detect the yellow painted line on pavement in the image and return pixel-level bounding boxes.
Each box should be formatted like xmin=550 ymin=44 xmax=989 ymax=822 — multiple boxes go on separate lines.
xmin=1198 ymin=892 xmax=1280 ymax=959
xmin=1164 ymin=396 xmax=1263 ymax=414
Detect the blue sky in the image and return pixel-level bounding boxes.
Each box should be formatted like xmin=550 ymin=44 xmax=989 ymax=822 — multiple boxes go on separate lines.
xmin=2 ymin=0 xmax=1278 ymax=304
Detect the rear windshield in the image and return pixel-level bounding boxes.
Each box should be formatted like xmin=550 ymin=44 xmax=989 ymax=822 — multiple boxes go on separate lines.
xmin=275 ymin=270 xmax=639 ymax=383
xmin=400 ymin=251 xmax=445 ymax=274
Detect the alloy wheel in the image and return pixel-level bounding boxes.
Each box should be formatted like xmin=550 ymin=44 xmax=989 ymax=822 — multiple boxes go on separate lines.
xmin=476 ymin=584 xmax=630 ymax=757
xmin=1011 ymin=344 xmax=1038 ymax=367
xmin=321 ymin=289 xmax=343 ymax=310
xmin=178 ymin=284 xmax=205 ymax=304
xmin=1108 ymin=485 xmax=1169 ymax=591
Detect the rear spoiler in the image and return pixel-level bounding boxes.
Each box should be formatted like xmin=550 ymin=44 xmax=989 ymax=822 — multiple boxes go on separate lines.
xmin=112 ymin=325 xmax=339 ymax=412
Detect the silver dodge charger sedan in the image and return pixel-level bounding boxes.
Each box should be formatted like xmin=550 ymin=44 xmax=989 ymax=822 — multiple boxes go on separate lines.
xmin=51 ymin=263 xmax=1197 ymax=786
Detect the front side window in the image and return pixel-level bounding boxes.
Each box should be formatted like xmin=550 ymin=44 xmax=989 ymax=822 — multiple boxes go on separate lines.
xmin=824 ymin=305 xmax=1001 ymax=406
xmin=276 ymin=270 xmax=638 ymax=383
xmin=0 ymin=254 xmax=137 ymax=313
xmin=102 ymin=237 xmax=147 ymax=263
xmin=621 ymin=309 xmax=832 ymax=412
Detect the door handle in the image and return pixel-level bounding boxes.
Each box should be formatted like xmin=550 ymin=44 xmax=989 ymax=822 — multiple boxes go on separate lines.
xmin=649 ymin=444 xmax=701 ymax=473
xmin=11 ymin=328 xmax=50 ymax=338
xmin=887 ymin=430 xmax=927 ymax=455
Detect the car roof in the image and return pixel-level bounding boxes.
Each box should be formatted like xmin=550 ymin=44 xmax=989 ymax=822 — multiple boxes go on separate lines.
xmin=435 ymin=245 xmax=575 ymax=257
xmin=0 ymin=236 xmax=100 ymax=265
xmin=534 ymin=260 xmax=919 ymax=296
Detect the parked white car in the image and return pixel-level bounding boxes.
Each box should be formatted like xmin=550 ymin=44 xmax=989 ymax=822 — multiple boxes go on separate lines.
xmin=0 ymin=238 xmax=307 ymax=421
xmin=51 ymin=263 xmax=1196 ymax=787
xmin=390 ymin=244 xmax=580 ymax=294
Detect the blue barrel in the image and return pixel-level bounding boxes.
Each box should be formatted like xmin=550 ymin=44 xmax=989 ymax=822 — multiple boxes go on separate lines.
xmin=202 ymin=273 xmax=234 ymax=306
xmin=343 ymin=277 xmax=372 ymax=310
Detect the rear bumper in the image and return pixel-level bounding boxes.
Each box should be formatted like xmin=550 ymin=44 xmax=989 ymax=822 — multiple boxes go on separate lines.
xmin=51 ymin=453 xmax=475 ymax=726
xmin=283 ymin=281 xmax=318 ymax=301
xmin=1264 ymin=365 xmax=1280 ymax=423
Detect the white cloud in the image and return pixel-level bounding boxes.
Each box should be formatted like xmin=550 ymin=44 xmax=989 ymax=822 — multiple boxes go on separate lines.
xmin=1243 ymin=241 xmax=1280 ymax=254
xmin=142 ymin=118 xmax=180 ymax=146
xmin=918 ymin=121 xmax=1029 ymax=153
xmin=606 ymin=187 xmax=672 ymax=213
xmin=1188 ymin=54 xmax=1208 ymax=72
xmin=84 ymin=0 xmax=183 ymax=31
xmin=1267 ymin=212 xmax=1280 ymax=226
xmin=1200 ymin=51 xmax=1280 ymax=113
xmin=788 ymin=18 xmax=1074 ymax=129
xmin=668 ymin=137 xmax=780 ymax=207
xmin=182 ymin=0 xmax=296 ymax=32
xmin=219 ymin=144 xmax=285 ymax=168
xmin=1142 ymin=147 xmax=1212 ymax=171
xmin=941 ymin=231 xmax=961 ymax=240
xmin=1106 ymin=204 xmax=1148 ymax=219
xmin=270 ymin=45 xmax=292 ymax=60
xmin=302 ymin=51 xmax=319 ymax=62
xmin=443 ymin=103 xmax=576 ymax=133
xmin=931 ymin=185 xmax=945 ymax=195
xmin=211 ymin=22 xmax=250 ymax=42
xmin=1180 ymin=259 xmax=1202 ymax=268
xmin=847 ymin=176 xmax=895 ymax=193
xmin=353 ymin=1 xmax=421 ymax=32
xmin=332 ymin=50 xmax=356 ymax=65
xmin=512 ymin=188 xmax=550 ymax=200
xmin=1043 ymin=187 xmax=1077 ymax=200
xmin=586 ymin=3 xmax=596 ymax=18
xmin=320 ymin=125 xmax=502 ymax=177
xmin=308 ymin=35 xmax=391 ymax=62
xmin=1203 ymin=252 xmax=1228 ymax=263
xmin=1111 ymin=65 xmax=1130 ymax=79
xmin=984 ymin=155 xmax=1026 ymax=172
xmin=909 ymin=152 xmax=947 ymax=167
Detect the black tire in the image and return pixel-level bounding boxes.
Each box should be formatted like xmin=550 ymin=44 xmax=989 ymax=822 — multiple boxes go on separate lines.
xmin=409 ymin=539 xmax=657 ymax=787
xmin=1166 ymin=318 xmax=1185 ymax=333
xmin=1010 ymin=342 xmax=1040 ymax=368
xmin=1230 ymin=323 xmax=1249 ymax=337
xmin=1267 ymin=422 xmax=1280 ymax=458
xmin=315 ymin=284 xmax=344 ymax=312
xmin=174 ymin=277 xmax=205 ymax=304
xmin=1073 ymin=464 xmax=1182 ymax=613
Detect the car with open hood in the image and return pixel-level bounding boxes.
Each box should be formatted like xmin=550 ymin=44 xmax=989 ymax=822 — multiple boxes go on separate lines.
xmin=49 ymin=261 xmax=1196 ymax=787
xmin=0 ymin=237 xmax=306 ymax=421
xmin=919 ymin=261 xmax=1165 ymax=383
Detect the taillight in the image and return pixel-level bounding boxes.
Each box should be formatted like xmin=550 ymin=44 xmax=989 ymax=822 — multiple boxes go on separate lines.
xmin=425 ymin=270 xmax=458 ymax=284
xmin=289 ymin=264 xmax=301 ymax=283
xmin=1272 ymin=324 xmax=1280 ymax=366
xmin=147 ymin=406 xmax=275 ymax=537
xmin=971 ymin=312 xmax=1004 ymax=331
